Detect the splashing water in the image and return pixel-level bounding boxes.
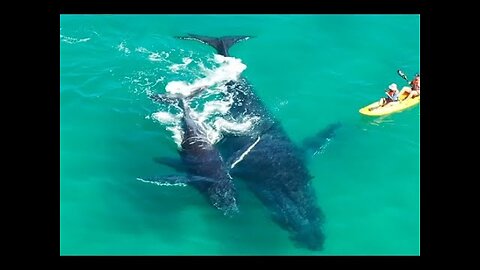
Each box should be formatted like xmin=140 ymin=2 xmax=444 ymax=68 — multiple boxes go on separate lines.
xmin=149 ymin=53 xmax=256 ymax=148
xmin=136 ymin=177 xmax=187 ymax=187
xmin=117 ymin=41 xmax=131 ymax=54
xmin=135 ymin=47 xmax=170 ymax=62
xmin=169 ymin=57 xmax=193 ymax=72
xmin=60 ymin=34 xmax=91 ymax=44
xmin=165 ymin=54 xmax=246 ymax=97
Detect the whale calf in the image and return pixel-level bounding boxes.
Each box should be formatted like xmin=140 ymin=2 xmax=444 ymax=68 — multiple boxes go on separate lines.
xmin=138 ymin=91 xmax=243 ymax=217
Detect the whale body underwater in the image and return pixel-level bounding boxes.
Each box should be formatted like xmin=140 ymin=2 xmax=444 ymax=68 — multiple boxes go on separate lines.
xmin=139 ymin=92 xmax=240 ymax=217
xmin=147 ymin=34 xmax=341 ymax=251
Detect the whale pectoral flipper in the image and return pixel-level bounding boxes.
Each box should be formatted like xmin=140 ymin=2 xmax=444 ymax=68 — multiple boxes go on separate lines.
xmin=153 ymin=157 xmax=187 ymax=172
xmin=301 ymin=122 xmax=342 ymax=157
xmin=136 ymin=175 xmax=217 ymax=187
xmin=226 ymin=136 xmax=261 ymax=170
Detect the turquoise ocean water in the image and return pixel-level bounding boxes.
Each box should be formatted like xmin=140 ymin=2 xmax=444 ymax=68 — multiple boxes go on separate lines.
xmin=60 ymin=15 xmax=420 ymax=255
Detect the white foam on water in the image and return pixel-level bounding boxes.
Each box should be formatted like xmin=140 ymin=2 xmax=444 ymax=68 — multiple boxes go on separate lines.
xmin=181 ymin=115 xmax=259 ymax=146
xmin=148 ymin=53 xmax=163 ymax=62
xmin=60 ymin=34 xmax=91 ymax=44
xmin=164 ymin=81 xmax=191 ymax=96
xmin=136 ymin=178 xmax=187 ymax=187
xmin=135 ymin=47 xmax=150 ymax=53
xmin=165 ymin=54 xmax=246 ymax=97
xmin=193 ymin=97 xmax=234 ymax=123
xmin=152 ymin=111 xmax=178 ymax=125
xmin=135 ymin=47 xmax=170 ymax=62
xmin=151 ymin=110 xmax=184 ymax=148
xmin=149 ymin=54 xmax=255 ymax=147
xmin=117 ymin=41 xmax=130 ymax=54
xmin=168 ymin=57 xmax=193 ymax=72
xmin=213 ymin=116 xmax=260 ymax=135
xmin=166 ymin=126 xmax=184 ymax=148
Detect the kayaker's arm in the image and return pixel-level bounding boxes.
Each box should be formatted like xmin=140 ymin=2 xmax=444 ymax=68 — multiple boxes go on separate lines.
xmin=385 ymin=91 xmax=394 ymax=100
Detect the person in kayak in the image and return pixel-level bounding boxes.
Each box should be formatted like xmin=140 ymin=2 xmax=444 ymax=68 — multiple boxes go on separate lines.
xmin=368 ymin=83 xmax=400 ymax=111
xmin=401 ymin=74 xmax=420 ymax=101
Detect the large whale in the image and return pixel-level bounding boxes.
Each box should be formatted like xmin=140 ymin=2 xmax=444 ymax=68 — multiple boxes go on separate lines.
xmin=138 ymin=91 xmax=244 ymax=217
xmin=174 ymin=34 xmax=341 ymax=250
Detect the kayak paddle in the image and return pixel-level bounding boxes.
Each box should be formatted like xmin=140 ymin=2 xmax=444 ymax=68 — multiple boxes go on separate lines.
xmin=397 ymin=69 xmax=409 ymax=83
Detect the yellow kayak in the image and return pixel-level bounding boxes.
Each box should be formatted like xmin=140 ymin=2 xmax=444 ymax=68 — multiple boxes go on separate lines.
xmin=359 ymin=87 xmax=420 ymax=116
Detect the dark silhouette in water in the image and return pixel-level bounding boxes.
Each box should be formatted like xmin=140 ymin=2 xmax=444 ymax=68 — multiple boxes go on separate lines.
xmin=138 ymin=92 xmax=241 ymax=217
xmin=175 ymin=34 xmax=341 ymax=250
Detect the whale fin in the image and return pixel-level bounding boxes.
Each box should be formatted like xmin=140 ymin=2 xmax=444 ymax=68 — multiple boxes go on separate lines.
xmin=302 ymin=122 xmax=342 ymax=157
xmin=148 ymin=85 xmax=209 ymax=104
xmin=153 ymin=157 xmax=187 ymax=172
xmin=136 ymin=175 xmax=217 ymax=187
xmin=148 ymin=93 xmax=178 ymax=105
xmin=226 ymin=136 xmax=261 ymax=170
xmin=176 ymin=34 xmax=252 ymax=56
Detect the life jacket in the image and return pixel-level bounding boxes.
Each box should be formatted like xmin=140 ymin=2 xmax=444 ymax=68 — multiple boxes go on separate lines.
xmin=411 ymin=77 xmax=420 ymax=90
xmin=386 ymin=90 xmax=399 ymax=101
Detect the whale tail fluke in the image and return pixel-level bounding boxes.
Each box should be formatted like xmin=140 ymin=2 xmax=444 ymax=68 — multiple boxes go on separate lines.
xmin=176 ymin=34 xmax=252 ymax=56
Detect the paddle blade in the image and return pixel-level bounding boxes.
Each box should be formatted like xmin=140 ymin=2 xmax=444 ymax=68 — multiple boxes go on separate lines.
xmin=397 ymin=70 xmax=409 ymax=82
